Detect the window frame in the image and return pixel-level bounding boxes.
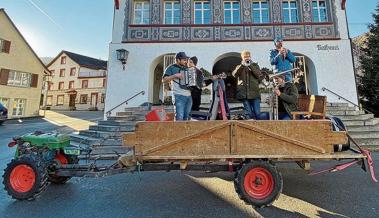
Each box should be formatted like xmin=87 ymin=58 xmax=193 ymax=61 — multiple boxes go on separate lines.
xmin=164 ymin=1 xmax=181 ymax=24
xmin=70 ymin=67 xmax=76 ymax=76
xmin=12 ymin=98 xmax=26 ymax=116
xmin=133 ymin=1 xmax=150 ymax=24
xmin=223 ymin=1 xmax=241 ymax=24
xmin=80 ymin=94 xmax=88 ymax=104
xmin=46 ymin=95 xmax=53 ymax=106
xmin=56 ymin=95 xmax=64 ymax=106
xmin=68 ymin=81 xmax=75 ymax=89
xmin=82 ymin=80 xmax=89 ymax=89
xmin=282 ymin=0 xmax=299 ymax=23
xmin=194 ymin=1 xmax=211 ymax=24
xmin=312 ymin=0 xmax=328 ymax=22
xmin=60 ymin=69 xmax=65 ymax=77
xmin=61 ymin=56 xmax=66 ymax=64
xmin=58 ymin=82 xmax=64 ymax=90
xmin=7 ymin=71 xmax=32 ymax=88
xmin=252 ymin=0 xmax=270 ymax=23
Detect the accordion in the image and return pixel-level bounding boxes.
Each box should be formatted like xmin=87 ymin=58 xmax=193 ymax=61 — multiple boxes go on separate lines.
xmin=179 ymin=68 xmax=197 ymax=88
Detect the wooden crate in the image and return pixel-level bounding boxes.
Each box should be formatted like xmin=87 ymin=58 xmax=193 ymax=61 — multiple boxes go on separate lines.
xmin=123 ymin=120 xmax=347 ymax=160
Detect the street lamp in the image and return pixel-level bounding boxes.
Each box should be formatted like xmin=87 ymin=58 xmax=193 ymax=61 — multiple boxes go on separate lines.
xmin=116 ymin=49 xmax=129 ymax=70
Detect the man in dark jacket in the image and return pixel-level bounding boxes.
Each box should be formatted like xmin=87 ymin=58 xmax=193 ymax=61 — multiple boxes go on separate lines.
xmin=232 ymin=50 xmax=264 ymax=120
xmin=273 ymin=74 xmax=299 ymax=120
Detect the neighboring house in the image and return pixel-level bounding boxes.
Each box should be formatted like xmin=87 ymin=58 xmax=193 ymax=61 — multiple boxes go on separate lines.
xmin=45 ymin=51 xmax=107 ymax=111
xmin=106 ymin=0 xmax=358 ymax=114
xmin=0 ymin=8 xmax=49 ymax=118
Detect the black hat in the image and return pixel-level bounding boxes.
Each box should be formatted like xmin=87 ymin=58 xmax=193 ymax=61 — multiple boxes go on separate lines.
xmin=190 ymin=56 xmax=198 ymax=65
xmin=175 ymin=52 xmax=189 ymax=60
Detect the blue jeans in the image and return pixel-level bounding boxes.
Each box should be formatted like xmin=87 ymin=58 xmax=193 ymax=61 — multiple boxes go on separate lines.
xmin=174 ymin=94 xmax=192 ymax=121
xmin=242 ymin=99 xmax=261 ymax=120
xmin=279 ymin=112 xmax=291 ymax=120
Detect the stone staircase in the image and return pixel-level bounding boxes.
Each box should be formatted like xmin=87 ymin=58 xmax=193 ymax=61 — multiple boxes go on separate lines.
xmin=70 ymin=102 xmax=379 ymax=159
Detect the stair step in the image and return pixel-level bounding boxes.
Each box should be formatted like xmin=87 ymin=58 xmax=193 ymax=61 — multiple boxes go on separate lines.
xmin=90 ymin=145 xmax=131 ymax=155
xmin=79 ymin=130 xmax=125 ymax=138
xmin=343 ymin=118 xmax=379 ymax=127
xmin=326 ymin=102 xmax=349 ymax=107
xmin=338 ymin=114 xmax=374 ymax=121
xmin=353 ymin=138 xmax=379 ymax=146
xmin=70 ymin=133 xmax=122 ymax=146
xmin=327 ymin=110 xmax=365 ymax=116
xmin=117 ymin=111 xmax=148 ymax=116
xmin=98 ymin=120 xmax=137 ymax=126
xmin=349 ymin=132 xmax=379 ymax=139
xmin=89 ymin=125 xmax=135 ymax=132
xmin=347 ymin=124 xmax=379 ymax=132
xmin=326 ymin=107 xmax=355 ymax=111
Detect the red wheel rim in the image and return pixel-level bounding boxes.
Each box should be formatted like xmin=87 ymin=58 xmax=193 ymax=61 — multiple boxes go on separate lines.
xmin=244 ymin=167 xmax=274 ymax=200
xmin=10 ymin=164 xmax=36 ymax=193
xmin=55 ymin=153 xmax=68 ymax=165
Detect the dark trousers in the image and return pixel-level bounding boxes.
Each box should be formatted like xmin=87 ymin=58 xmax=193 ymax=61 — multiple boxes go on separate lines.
xmin=191 ymin=88 xmax=202 ymax=111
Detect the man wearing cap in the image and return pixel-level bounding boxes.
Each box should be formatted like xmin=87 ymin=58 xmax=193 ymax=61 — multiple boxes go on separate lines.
xmin=273 ymin=74 xmax=298 ymax=120
xmin=270 ymin=36 xmax=297 ymax=82
xmin=162 ymin=52 xmax=192 ymax=120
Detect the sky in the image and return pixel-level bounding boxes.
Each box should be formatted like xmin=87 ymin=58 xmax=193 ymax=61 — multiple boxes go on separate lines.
xmin=0 ymin=0 xmax=377 ymax=60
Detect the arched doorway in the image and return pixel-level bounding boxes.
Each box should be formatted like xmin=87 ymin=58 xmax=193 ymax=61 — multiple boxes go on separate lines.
xmin=149 ymin=53 xmax=175 ymax=105
xmin=212 ymin=52 xmax=241 ymax=102
xmin=292 ymin=53 xmax=317 ymax=95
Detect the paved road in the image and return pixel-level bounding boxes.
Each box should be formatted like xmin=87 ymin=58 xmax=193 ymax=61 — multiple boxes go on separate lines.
xmin=0 ymin=115 xmax=378 ymax=218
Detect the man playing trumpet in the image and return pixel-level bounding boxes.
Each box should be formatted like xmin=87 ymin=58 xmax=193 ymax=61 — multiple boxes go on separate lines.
xmin=270 ymin=36 xmax=297 ymax=82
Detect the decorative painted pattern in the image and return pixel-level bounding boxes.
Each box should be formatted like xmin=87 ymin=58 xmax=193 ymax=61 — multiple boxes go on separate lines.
xmin=283 ymin=26 xmax=305 ymax=39
xmin=241 ymin=0 xmax=252 ymax=23
xmin=301 ymin=0 xmax=313 ymax=22
xmin=182 ymin=0 xmax=191 ymax=24
xmin=160 ymin=27 xmax=183 ymax=41
xmin=129 ymin=28 xmax=151 ymax=40
xmin=252 ymin=27 xmax=274 ymax=40
xmin=222 ymin=27 xmax=244 ymax=40
xmin=213 ymin=0 xmax=223 ymax=24
xmin=192 ymin=28 xmax=213 ymax=40
xmin=151 ymin=0 xmax=161 ymax=24
xmin=313 ymin=26 xmax=335 ymax=38
xmin=272 ymin=0 xmax=282 ymax=23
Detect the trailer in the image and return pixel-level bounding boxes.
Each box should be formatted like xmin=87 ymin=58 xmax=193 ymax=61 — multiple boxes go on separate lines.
xmin=2 ymin=120 xmax=377 ymax=208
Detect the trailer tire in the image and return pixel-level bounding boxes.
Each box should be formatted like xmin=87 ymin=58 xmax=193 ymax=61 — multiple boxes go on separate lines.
xmin=48 ymin=153 xmax=78 ymax=184
xmin=3 ymin=154 xmax=48 ymax=200
xmin=234 ymin=161 xmax=282 ymax=208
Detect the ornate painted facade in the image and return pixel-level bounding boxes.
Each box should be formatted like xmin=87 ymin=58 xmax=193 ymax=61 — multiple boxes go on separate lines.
xmin=123 ymin=0 xmax=340 ymax=43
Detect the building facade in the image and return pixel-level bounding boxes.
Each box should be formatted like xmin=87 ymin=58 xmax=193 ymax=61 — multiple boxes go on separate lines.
xmin=0 ymin=9 xmax=49 ymax=118
xmin=46 ymin=51 xmax=107 ymax=111
xmin=106 ymin=0 xmax=356 ymax=114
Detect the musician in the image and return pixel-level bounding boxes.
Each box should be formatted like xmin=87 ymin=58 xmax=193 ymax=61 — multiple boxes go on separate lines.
xmin=232 ymin=50 xmax=264 ymax=120
xmin=162 ymin=52 xmax=192 ymax=121
xmin=188 ymin=56 xmax=215 ymax=111
xmin=270 ymin=36 xmax=297 ymax=82
xmin=273 ymin=74 xmax=299 ymax=120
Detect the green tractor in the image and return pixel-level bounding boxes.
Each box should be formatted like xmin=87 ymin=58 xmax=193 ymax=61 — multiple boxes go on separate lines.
xmin=2 ymin=131 xmax=81 ymax=200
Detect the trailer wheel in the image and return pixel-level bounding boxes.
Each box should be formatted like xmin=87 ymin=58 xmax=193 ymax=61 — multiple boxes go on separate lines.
xmin=3 ymin=154 xmax=48 ymax=200
xmin=234 ymin=161 xmax=282 ymax=208
xmin=48 ymin=153 xmax=78 ymax=184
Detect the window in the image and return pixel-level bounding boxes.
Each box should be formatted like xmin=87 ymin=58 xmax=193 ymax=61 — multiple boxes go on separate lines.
xmin=252 ymin=1 xmax=270 ymax=23
xmin=50 ymin=70 xmax=55 ymax=77
xmin=194 ymin=1 xmax=211 ymax=24
xmin=0 ymin=97 xmax=9 ymax=108
xmin=46 ymin=96 xmax=53 ymax=106
xmin=0 ymin=39 xmax=11 ymax=53
xmin=103 ymin=79 xmax=107 ymax=88
xmin=58 ymin=82 xmax=64 ymax=90
xmin=69 ymin=81 xmax=75 ymax=89
xmin=312 ymin=0 xmax=328 ymax=22
xmin=61 ymin=56 xmax=66 ymax=64
xmin=224 ymin=1 xmax=240 ymax=24
xmin=12 ymin=99 xmax=26 ymax=116
xmin=82 ymin=80 xmax=88 ymax=88
xmin=57 ymin=95 xmax=64 ymax=105
xmin=48 ymin=82 xmax=53 ymax=90
xmin=80 ymin=94 xmax=88 ymax=104
xmin=164 ymin=1 xmax=181 ymax=24
xmin=60 ymin=69 xmax=65 ymax=77
xmin=7 ymin=71 xmax=31 ymax=87
xmin=133 ymin=1 xmax=150 ymax=24
xmin=282 ymin=1 xmax=298 ymax=23
xmin=70 ymin=67 xmax=76 ymax=76
xmin=101 ymin=94 xmax=105 ymax=103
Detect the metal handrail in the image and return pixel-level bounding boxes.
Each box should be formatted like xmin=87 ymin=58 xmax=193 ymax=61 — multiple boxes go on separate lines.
xmin=106 ymin=90 xmax=145 ymax=117
xmin=321 ymin=87 xmax=373 ymax=114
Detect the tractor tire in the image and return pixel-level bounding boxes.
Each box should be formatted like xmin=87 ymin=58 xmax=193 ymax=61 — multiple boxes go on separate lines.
xmin=48 ymin=153 xmax=78 ymax=185
xmin=234 ymin=161 xmax=282 ymax=208
xmin=3 ymin=154 xmax=48 ymax=200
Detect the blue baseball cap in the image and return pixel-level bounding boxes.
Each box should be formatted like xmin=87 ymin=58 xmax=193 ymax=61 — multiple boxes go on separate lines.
xmin=175 ymin=52 xmax=189 ymax=60
xmin=274 ymin=36 xmax=284 ymax=44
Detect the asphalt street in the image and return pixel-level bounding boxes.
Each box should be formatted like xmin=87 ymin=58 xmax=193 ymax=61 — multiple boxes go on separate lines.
xmin=0 ymin=114 xmax=378 ymax=218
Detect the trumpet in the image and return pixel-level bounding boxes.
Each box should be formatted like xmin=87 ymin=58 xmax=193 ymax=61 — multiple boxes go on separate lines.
xmin=242 ymin=59 xmax=252 ymax=66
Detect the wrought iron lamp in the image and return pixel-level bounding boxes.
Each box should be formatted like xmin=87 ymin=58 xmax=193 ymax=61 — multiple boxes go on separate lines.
xmin=116 ymin=49 xmax=129 ymax=70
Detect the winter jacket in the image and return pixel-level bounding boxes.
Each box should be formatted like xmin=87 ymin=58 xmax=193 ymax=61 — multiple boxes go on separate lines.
xmin=278 ymin=82 xmax=299 ymax=118
xmin=270 ymin=49 xmax=297 ymax=81
xmin=233 ymin=63 xmax=264 ymax=100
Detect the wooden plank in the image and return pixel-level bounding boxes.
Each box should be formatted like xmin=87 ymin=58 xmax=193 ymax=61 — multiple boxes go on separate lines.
xmin=235 ymin=121 xmax=326 ymax=154
xmin=123 ymin=133 xmax=137 ymax=146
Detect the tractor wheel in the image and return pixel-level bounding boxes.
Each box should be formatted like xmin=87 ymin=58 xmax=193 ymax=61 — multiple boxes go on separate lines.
xmin=234 ymin=161 xmax=282 ymax=208
xmin=48 ymin=153 xmax=78 ymax=185
xmin=3 ymin=154 xmax=48 ymax=200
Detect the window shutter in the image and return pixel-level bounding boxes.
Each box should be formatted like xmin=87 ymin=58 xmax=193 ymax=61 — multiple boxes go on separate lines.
xmin=3 ymin=40 xmax=11 ymax=53
xmin=0 ymin=69 xmax=10 ymax=85
xmin=30 ymin=74 xmax=39 ymax=87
